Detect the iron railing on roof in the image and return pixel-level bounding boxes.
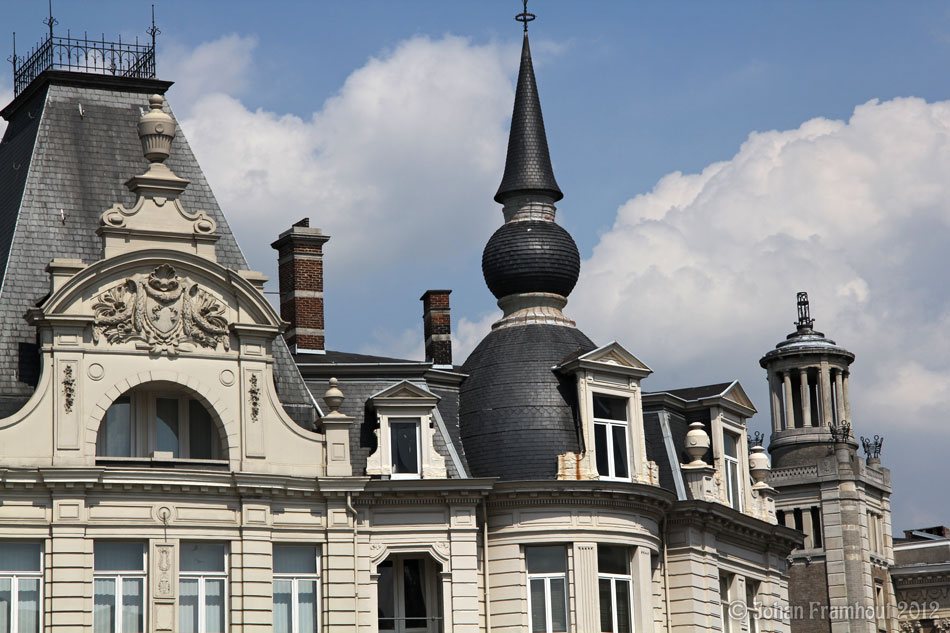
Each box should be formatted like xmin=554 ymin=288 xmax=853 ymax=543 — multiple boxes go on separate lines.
xmin=11 ymin=32 xmax=156 ymax=96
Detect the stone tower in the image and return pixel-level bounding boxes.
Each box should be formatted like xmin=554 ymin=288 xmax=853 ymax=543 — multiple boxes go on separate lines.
xmin=762 ymin=293 xmax=895 ymax=633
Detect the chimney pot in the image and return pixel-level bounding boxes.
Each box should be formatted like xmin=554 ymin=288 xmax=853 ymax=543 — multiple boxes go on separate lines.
xmin=421 ymin=289 xmax=452 ymax=366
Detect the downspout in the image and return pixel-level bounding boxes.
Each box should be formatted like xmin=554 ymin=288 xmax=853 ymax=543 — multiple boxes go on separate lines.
xmin=482 ymin=498 xmax=492 ymax=633
xmin=662 ymin=516 xmax=672 ymax=633
xmin=346 ymin=493 xmax=359 ymax=628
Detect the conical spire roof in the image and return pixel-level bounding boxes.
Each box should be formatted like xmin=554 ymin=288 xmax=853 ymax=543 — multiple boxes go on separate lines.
xmin=494 ymin=33 xmax=563 ymax=203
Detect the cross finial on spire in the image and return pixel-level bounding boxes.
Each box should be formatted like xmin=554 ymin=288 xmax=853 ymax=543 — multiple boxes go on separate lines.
xmin=515 ymin=0 xmax=535 ymax=33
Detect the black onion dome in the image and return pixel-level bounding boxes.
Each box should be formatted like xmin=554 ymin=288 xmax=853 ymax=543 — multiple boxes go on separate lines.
xmin=482 ymin=220 xmax=580 ymax=299
xmin=459 ymin=324 xmax=596 ymax=480
xmin=494 ymin=34 xmax=562 ymax=203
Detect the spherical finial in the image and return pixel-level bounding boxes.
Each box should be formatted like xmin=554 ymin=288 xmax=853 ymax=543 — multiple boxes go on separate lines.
xmin=323 ymin=377 xmax=344 ymax=413
xmin=137 ymin=94 xmax=176 ymax=163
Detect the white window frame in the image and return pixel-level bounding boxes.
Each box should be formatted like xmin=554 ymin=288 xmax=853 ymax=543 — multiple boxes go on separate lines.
xmin=388 ymin=417 xmax=422 ymax=480
xmin=719 ymin=573 xmax=733 ymax=633
xmin=96 ymin=389 xmax=221 ymax=461
xmin=592 ymin=393 xmax=631 ymax=482
xmin=746 ymin=579 xmax=759 ymax=633
xmin=178 ymin=544 xmax=228 ymax=633
xmin=525 ymin=547 xmax=569 ymax=633
xmin=722 ymin=430 xmax=742 ymax=512
xmin=272 ymin=545 xmax=320 ymax=633
xmin=597 ymin=547 xmax=633 ymax=633
xmin=93 ymin=542 xmax=147 ymax=633
xmin=0 ymin=543 xmax=43 ymax=633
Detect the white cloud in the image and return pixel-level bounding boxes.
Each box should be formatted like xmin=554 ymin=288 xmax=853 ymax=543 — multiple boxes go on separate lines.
xmin=573 ymin=96 xmax=950 ymax=527
xmin=178 ymin=34 xmax=515 ymax=287
xmin=162 ymin=34 xmax=258 ymax=113
xmin=453 ymin=310 xmax=500 ymax=362
xmin=0 ymin=76 xmax=12 ymax=138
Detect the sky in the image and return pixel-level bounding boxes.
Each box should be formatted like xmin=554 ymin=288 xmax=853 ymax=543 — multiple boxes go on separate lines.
xmin=4 ymin=1 xmax=950 ymax=532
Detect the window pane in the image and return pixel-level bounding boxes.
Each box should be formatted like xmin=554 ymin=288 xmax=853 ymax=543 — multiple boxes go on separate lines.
xmin=723 ymin=432 xmax=738 ymax=459
xmin=615 ymin=579 xmax=631 ymax=633
xmin=95 ymin=542 xmax=144 ymax=572
xmin=530 ymin=579 xmax=547 ymax=633
xmin=179 ymin=579 xmax=198 ymax=633
xmin=179 ymin=543 xmax=225 ymax=572
xmin=599 ymin=578 xmax=613 ymax=633
xmin=526 ymin=546 xmax=566 ymax=574
xmin=297 ymin=579 xmax=317 ymax=633
xmin=593 ymin=395 xmax=627 ymax=421
xmin=403 ymin=558 xmax=427 ymax=628
xmin=611 ymin=425 xmax=629 ymax=479
xmin=94 ymin=578 xmax=116 ymax=633
xmin=188 ymin=400 xmax=215 ymax=460
xmin=0 ymin=544 xmax=41 ymax=572
xmin=0 ymin=578 xmax=10 ymax=633
xmin=274 ymin=545 xmax=317 ymax=574
xmin=16 ymin=578 xmax=39 ymax=633
xmin=205 ymin=579 xmax=225 ymax=633
xmin=101 ymin=397 xmax=132 ymax=457
xmin=550 ymin=578 xmax=567 ymax=633
xmin=728 ymin=462 xmax=740 ymax=510
xmin=597 ymin=545 xmax=629 ymax=576
xmin=122 ymin=578 xmax=144 ymax=633
xmin=377 ymin=561 xmax=394 ymax=631
xmin=594 ymin=423 xmax=609 ymax=476
xmin=390 ymin=421 xmax=419 ymax=474
xmin=273 ymin=580 xmax=292 ymax=633
xmin=156 ymin=398 xmax=180 ymax=457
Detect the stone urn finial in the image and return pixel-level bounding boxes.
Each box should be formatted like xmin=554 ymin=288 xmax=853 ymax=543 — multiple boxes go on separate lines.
xmin=323 ymin=377 xmax=345 ymax=414
xmin=685 ymin=421 xmax=710 ymax=466
xmin=749 ymin=445 xmax=771 ymax=486
xmin=138 ymin=94 xmax=176 ymax=163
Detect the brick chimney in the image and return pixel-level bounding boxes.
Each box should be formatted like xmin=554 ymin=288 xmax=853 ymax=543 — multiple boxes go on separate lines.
xmin=271 ymin=219 xmax=330 ymax=353
xmin=421 ymin=290 xmax=452 ymax=366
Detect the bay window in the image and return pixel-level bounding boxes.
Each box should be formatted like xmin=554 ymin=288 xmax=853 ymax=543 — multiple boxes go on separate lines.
xmin=273 ymin=545 xmax=319 ymax=633
xmin=526 ymin=546 xmax=568 ymax=633
xmin=94 ymin=542 xmax=146 ymax=633
xmin=0 ymin=542 xmax=41 ymax=633
xmin=593 ymin=395 xmax=630 ymax=481
xmin=179 ymin=543 xmax=226 ymax=633
xmin=597 ymin=545 xmax=632 ymax=633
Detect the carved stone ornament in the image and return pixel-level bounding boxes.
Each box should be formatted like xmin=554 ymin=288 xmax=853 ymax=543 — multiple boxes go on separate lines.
xmin=93 ymin=264 xmax=230 ymax=355
xmin=248 ymin=374 xmax=261 ymax=421
xmin=62 ymin=365 xmax=75 ymax=413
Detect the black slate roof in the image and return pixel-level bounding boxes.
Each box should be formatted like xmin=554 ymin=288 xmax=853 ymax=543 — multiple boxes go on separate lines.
xmin=295 ymin=350 xmax=426 ymax=365
xmin=651 ymin=382 xmax=735 ymax=401
xmin=0 ymin=73 xmax=315 ymax=423
xmin=459 ymin=324 xmax=595 ymax=480
xmin=494 ymin=34 xmax=562 ymax=204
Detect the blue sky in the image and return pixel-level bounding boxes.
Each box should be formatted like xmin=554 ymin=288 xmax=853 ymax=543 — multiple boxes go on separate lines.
xmin=5 ymin=1 xmax=950 ymax=531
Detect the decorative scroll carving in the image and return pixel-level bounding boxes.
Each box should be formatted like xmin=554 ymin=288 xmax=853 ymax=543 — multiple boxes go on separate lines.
xmin=62 ymin=365 xmax=75 ymax=412
xmin=249 ymin=374 xmax=260 ymax=421
xmin=93 ymin=264 xmax=229 ymax=355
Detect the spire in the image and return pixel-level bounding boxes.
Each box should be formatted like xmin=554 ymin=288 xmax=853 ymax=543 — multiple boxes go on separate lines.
xmin=494 ymin=31 xmax=563 ymax=203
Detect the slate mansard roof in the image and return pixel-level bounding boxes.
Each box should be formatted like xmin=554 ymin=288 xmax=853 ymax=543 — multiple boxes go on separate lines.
xmin=0 ymin=72 xmax=315 ymax=423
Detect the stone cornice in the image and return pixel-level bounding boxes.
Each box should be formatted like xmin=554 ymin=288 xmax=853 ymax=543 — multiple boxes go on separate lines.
xmin=666 ymin=499 xmax=802 ymax=553
xmin=486 ymin=480 xmax=675 ymax=518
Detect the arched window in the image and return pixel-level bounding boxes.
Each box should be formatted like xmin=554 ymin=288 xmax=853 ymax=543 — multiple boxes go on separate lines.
xmin=96 ymin=384 xmax=224 ymax=462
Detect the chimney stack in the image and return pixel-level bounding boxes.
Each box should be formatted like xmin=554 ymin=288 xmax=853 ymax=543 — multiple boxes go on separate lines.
xmin=421 ymin=290 xmax=452 ymax=367
xmin=271 ymin=219 xmax=330 ymax=353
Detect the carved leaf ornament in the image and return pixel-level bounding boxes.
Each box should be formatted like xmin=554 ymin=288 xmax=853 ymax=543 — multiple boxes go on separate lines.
xmin=93 ymin=264 xmax=230 ymax=355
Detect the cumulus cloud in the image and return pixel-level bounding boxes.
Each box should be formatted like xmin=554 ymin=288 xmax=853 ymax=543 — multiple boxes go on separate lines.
xmin=162 ymin=34 xmax=258 ymax=113
xmin=572 ymin=97 xmax=950 ymax=527
xmin=178 ymin=34 xmax=515 ymax=284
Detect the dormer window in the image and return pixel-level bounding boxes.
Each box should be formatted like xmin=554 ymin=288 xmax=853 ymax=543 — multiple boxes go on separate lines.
xmin=723 ymin=431 xmax=742 ymax=511
xmin=593 ymin=394 xmax=630 ymax=481
xmin=96 ymin=385 xmax=224 ymax=462
xmin=366 ymin=381 xmax=446 ymax=480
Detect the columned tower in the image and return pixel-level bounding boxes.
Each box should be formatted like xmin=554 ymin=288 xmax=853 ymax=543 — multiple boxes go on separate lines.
xmin=761 ymin=293 xmax=895 ymax=633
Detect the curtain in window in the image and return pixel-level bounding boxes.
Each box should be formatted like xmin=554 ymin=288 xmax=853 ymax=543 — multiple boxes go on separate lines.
xmin=549 ymin=578 xmax=567 ymax=633
xmin=122 ymin=578 xmax=144 ymax=633
xmin=94 ymin=578 xmax=115 ymax=633
xmin=16 ymin=578 xmax=38 ymax=633
xmin=273 ymin=580 xmax=292 ymax=633
xmin=0 ymin=545 xmax=40 ymax=572
xmin=402 ymin=558 xmax=427 ymax=628
xmin=297 ymin=580 xmax=317 ymax=633
xmin=205 ymin=579 xmax=225 ymax=633
xmin=530 ymin=579 xmax=546 ymax=633
xmin=391 ymin=423 xmax=418 ymax=474
xmin=0 ymin=578 xmax=10 ymax=633
xmin=179 ymin=579 xmax=198 ymax=633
